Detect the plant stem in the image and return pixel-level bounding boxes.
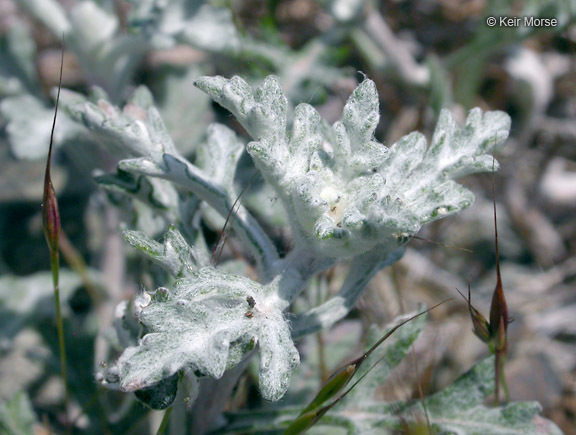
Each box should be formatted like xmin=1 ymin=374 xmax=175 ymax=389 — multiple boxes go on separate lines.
xmin=317 ymin=331 xmax=328 ymax=384
xmin=291 ymin=246 xmax=404 ymax=337
xmin=267 ymin=247 xmax=335 ymax=308
xmin=500 ymin=355 xmax=510 ymax=403
xmin=50 ymin=248 xmax=70 ymax=429
xmin=157 ymin=406 xmax=173 ymax=435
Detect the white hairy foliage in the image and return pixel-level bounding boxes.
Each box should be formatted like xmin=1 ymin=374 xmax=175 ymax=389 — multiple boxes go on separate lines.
xmin=114 ymin=266 xmax=299 ymax=402
xmin=71 ymin=76 xmax=512 ymax=405
xmin=61 ymin=86 xmax=177 ymax=160
xmin=195 ymin=75 xmax=511 ymax=258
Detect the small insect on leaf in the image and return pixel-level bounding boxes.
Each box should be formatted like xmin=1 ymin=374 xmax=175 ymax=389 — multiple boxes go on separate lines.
xmin=247 ymin=295 xmax=256 ymax=308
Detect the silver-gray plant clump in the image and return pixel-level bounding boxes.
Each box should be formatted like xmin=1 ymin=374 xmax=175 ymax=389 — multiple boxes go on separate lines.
xmin=62 ymin=75 xmax=510 ymax=406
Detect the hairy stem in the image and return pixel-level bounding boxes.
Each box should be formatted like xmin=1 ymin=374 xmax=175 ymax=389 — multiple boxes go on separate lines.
xmin=190 ymin=355 xmax=253 ymax=434
xmin=291 ymin=246 xmax=404 ymax=338
xmin=267 ymin=247 xmax=335 ymax=309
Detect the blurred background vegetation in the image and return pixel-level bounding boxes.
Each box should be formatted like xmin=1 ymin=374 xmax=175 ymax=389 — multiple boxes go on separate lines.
xmin=0 ymin=0 xmax=575 ymax=433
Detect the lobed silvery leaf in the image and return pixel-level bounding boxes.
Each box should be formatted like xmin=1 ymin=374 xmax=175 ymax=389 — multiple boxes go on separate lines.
xmin=95 ymin=168 xmax=179 ymax=211
xmin=156 ymin=66 xmax=212 ymax=155
xmin=127 ymin=0 xmax=240 ymax=52
xmin=123 ymin=225 xmax=207 ymax=278
xmin=68 ymin=2 xmax=118 ymax=53
xmin=127 ymin=0 xmax=342 ymax=102
xmin=0 ymin=270 xmax=84 ymax=340
xmin=307 ymin=358 xmax=563 ymax=433
xmin=115 ymin=267 xmax=299 ymax=402
xmin=179 ymin=5 xmax=240 ymax=53
xmin=0 ymin=21 xmax=38 ymax=97
xmin=14 ymin=0 xmax=70 ymax=37
xmin=196 ymin=75 xmax=511 ymax=259
xmin=117 ymin=154 xmax=234 ymax=224
xmin=195 ymin=76 xmax=287 ymax=144
xmin=107 ymin=300 xmax=140 ymax=351
xmin=0 ymin=391 xmax=36 ymax=435
xmin=0 ymin=94 xmax=83 ymax=160
xmin=195 ymin=123 xmax=245 ymax=192
xmin=390 ymin=357 xmax=563 ymax=434
xmin=62 ymin=86 xmax=177 ymax=161
xmin=16 ymin=0 xmax=148 ymax=96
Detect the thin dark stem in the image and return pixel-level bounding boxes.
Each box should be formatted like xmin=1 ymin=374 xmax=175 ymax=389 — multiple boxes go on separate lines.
xmin=492 ymin=159 xmax=502 ymax=287
xmin=412 ymin=344 xmax=430 ymax=430
xmin=490 ymin=156 xmax=509 ymax=404
xmin=51 ymin=250 xmax=70 ymax=430
xmin=501 ymin=357 xmax=510 ymax=402
xmin=316 ymin=331 xmax=328 ymax=384
xmin=411 ymin=235 xmax=473 ymax=253
xmin=362 ymin=299 xmax=451 ymax=362
xmin=316 ymin=276 xmax=329 ymax=383
xmin=46 ymin=44 xmax=70 ymax=432
xmin=494 ymin=351 xmax=511 ymax=406
xmin=211 ymin=172 xmax=259 ymax=266
xmin=494 ymin=354 xmax=501 ymax=406
xmin=45 ymin=41 xmax=63 ymax=175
